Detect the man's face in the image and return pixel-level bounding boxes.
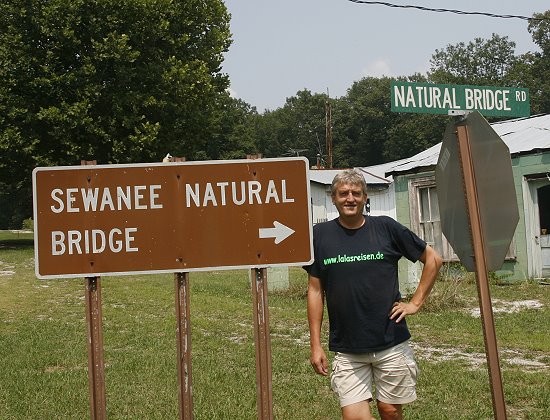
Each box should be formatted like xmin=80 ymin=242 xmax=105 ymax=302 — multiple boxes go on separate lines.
xmin=332 ymin=182 xmax=367 ymax=219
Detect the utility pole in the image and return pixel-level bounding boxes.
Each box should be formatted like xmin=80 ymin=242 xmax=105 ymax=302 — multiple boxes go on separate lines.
xmin=325 ymin=94 xmax=333 ymax=169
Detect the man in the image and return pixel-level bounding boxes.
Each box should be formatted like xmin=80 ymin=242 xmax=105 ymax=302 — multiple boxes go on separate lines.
xmin=305 ymin=169 xmax=442 ymax=420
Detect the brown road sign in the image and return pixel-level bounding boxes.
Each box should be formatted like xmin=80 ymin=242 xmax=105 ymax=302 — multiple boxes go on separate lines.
xmin=33 ymin=157 xmax=314 ymax=278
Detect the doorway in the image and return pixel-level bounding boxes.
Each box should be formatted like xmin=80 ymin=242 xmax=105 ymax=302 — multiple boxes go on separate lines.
xmin=538 ymin=184 xmax=550 ymax=277
xmin=525 ymin=177 xmax=550 ymax=279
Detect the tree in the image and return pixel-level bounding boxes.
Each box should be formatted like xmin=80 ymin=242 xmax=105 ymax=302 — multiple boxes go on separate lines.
xmin=333 ymin=75 xmax=445 ymax=167
xmin=0 ymin=0 xmax=231 ymax=228
xmin=428 ymin=34 xmax=518 ymax=86
xmin=256 ymin=90 xmax=328 ymax=166
xmin=333 ymin=77 xmax=395 ymax=167
xmin=511 ymin=10 xmax=550 ymax=114
xmin=198 ymin=94 xmax=260 ymax=160
xmin=427 ymin=17 xmax=550 ymax=115
xmin=384 ymin=112 xmax=446 ymax=162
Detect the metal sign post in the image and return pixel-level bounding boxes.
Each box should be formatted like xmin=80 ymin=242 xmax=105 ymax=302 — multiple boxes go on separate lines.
xmin=82 ymin=160 xmax=107 ymax=420
xmin=162 ymin=156 xmax=195 ymax=420
xmin=85 ymin=276 xmax=106 ymax=420
xmin=454 ymin=123 xmax=508 ymax=419
xmin=251 ymin=268 xmax=273 ymax=420
xmin=175 ymin=272 xmax=193 ymax=420
xmin=247 ymin=154 xmax=274 ymax=419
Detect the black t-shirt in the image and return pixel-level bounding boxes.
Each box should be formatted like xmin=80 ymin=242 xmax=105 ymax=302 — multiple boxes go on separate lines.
xmin=305 ymin=215 xmax=426 ymax=353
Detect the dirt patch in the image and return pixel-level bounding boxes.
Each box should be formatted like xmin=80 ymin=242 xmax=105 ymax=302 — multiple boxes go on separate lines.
xmin=0 ymin=261 xmax=15 ymax=276
xmin=412 ymin=342 xmax=487 ymax=369
xmin=0 ymin=270 xmax=15 ymax=276
xmin=468 ymin=299 xmax=543 ymax=317
xmin=411 ymin=342 xmax=548 ymax=371
xmin=413 ymin=297 xmax=547 ymax=371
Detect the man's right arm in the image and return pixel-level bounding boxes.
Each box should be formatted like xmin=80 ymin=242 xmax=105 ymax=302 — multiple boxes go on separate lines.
xmin=307 ymin=274 xmax=328 ymax=376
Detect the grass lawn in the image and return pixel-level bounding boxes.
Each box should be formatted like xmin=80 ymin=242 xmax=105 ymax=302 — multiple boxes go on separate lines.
xmin=0 ymin=231 xmax=548 ymax=419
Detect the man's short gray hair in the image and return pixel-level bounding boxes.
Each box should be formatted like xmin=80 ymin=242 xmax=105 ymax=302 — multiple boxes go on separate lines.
xmin=331 ymin=169 xmax=368 ymax=196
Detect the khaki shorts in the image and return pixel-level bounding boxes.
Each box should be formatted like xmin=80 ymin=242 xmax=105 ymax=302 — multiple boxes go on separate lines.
xmin=330 ymin=341 xmax=418 ymax=407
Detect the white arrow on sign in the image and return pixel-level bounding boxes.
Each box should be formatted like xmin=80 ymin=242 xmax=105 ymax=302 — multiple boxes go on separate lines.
xmin=259 ymin=221 xmax=295 ymax=244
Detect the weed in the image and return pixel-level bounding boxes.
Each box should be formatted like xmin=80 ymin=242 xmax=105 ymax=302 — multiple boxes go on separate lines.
xmin=422 ymin=263 xmax=470 ymax=312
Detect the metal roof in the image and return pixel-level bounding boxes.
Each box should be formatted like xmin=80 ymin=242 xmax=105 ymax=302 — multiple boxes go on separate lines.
xmin=309 ymin=114 xmax=550 ymax=182
xmin=493 ymin=113 xmax=550 ymax=154
xmin=309 ymin=169 xmax=348 ymax=186
xmin=386 ymin=113 xmax=550 ymax=176
xmin=309 ymin=162 xmax=401 ymax=186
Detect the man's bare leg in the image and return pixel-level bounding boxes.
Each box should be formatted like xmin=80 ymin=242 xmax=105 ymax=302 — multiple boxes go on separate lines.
xmin=376 ymin=401 xmax=402 ymax=420
xmin=341 ymin=400 xmax=375 ymax=420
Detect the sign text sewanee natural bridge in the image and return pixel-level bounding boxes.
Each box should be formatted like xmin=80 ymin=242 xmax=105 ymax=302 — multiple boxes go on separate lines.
xmin=33 ymin=157 xmax=313 ymax=278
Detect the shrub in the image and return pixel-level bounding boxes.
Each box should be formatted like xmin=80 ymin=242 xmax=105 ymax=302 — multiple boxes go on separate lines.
xmin=21 ymin=218 xmax=33 ymax=231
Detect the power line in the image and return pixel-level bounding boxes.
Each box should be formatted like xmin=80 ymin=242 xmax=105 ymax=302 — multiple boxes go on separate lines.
xmin=345 ymin=1 xmax=548 ymax=22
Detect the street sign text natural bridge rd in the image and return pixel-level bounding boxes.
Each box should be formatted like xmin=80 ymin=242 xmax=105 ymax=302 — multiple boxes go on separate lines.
xmin=33 ymin=157 xmax=314 ymax=278
xmin=391 ymin=81 xmax=530 ymax=118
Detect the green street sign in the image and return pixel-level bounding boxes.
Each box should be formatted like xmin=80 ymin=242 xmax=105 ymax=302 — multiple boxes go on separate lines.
xmin=391 ymin=81 xmax=530 ymax=117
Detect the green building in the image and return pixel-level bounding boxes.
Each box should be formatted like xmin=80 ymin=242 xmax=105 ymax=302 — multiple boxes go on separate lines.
xmin=386 ymin=114 xmax=550 ymax=286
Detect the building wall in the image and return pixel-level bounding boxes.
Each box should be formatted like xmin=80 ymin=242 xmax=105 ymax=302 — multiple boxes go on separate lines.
xmin=310 ymin=182 xmax=395 ymax=223
xmin=511 ymin=151 xmax=550 ymax=280
xmin=393 ymin=172 xmax=431 ymax=292
xmin=310 ymin=183 xmax=331 ymax=223
xmin=368 ymin=184 xmax=397 ymax=219
xmin=392 ymin=150 xmax=550 ymax=286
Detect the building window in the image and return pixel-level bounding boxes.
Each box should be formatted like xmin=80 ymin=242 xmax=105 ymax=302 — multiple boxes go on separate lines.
xmin=409 ymin=175 xmax=515 ymax=264
xmin=418 ymin=186 xmax=443 ymax=254
xmin=409 ymin=176 xmax=456 ymax=261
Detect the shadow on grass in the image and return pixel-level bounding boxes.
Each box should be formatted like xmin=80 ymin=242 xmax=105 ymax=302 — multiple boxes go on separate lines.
xmin=0 ymin=239 xmax=34 ymax=249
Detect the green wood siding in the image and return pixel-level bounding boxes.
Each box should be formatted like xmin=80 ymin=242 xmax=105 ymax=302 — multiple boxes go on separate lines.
xmin=393 ymin=150 xmax=550 ymax=286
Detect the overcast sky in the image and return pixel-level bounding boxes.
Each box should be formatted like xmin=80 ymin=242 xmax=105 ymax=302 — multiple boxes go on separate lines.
xmin=221 ymin=0 xmax=549 ymax=112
